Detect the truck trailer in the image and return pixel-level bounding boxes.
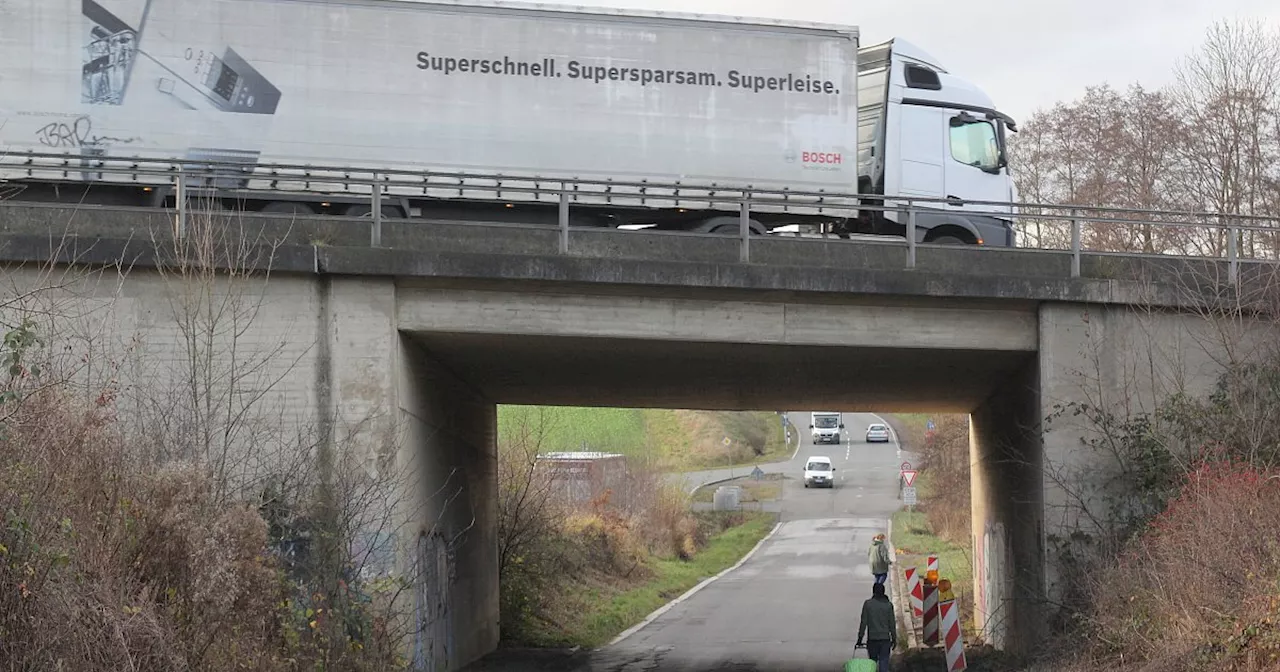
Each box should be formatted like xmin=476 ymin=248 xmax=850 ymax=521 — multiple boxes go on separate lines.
xmin=0 ymin=0 xmax=1018 ymax=246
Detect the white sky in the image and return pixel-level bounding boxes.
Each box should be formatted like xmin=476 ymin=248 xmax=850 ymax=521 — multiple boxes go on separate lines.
xmin=556 ymin=0 xmax=1280 ymax=124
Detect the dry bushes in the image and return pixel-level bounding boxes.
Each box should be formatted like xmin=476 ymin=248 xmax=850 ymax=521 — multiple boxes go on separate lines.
xmin=915 ymin=414 xmax=972 ymax=545
xmin=0 ymin=389 xmax=286 ymax=670
xmin=495 ymin=410 xmax=721 ymax=644
xmin=1042 ymin=350 xmax=1280 ymax=669
xmin=1067 ymin=459 xmax=1280 ymax=671
xmin=496 ymin=455 xmax=701 ymax=642
xmin=0 ymin=385 xmax=404 ymax=670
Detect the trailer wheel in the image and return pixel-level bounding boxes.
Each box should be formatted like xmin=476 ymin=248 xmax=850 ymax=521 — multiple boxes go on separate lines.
xmin=344 ymin=203 xmax=406 ymax=218
xmin=704 ymin=216 xmax=766 ymax=236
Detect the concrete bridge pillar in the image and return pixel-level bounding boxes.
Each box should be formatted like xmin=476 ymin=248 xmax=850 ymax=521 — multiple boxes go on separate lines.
xmin=397 ymin=336 xmax=499 ymax=670
xmin=970 ymin=300 xmax=1247 ymax=655
xmin=319 ymin=277 xmax=498 ymax=670
xmin=969 ymin=354 xmax=1042 ymax=652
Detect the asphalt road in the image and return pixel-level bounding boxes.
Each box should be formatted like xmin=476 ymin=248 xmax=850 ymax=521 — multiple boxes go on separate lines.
xmin=466 ymin=411 xmax=913 ymax=672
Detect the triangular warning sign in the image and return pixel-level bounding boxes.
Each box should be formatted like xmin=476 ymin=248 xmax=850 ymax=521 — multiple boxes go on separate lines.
xmin=902 ymin=469 xmax=918 ymax=487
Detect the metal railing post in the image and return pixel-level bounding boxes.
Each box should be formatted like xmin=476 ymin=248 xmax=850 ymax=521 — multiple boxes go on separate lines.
xmin=559 ymin=187 xmax=570 ymax=254
xmin=906 ymin=202 xmax=917 ymax=269
xmin=1070 ymin=211 xmax=1081 ymax=278
xmin=739 ymin=196 xmax=751 ymax=263
xmin=1227 ymin=217 xmax=1239 ymax=287
xmin=371 ymin=177 xmax=383 ymax=247
xmin=175 ymin=167 xmax=187 ymax=240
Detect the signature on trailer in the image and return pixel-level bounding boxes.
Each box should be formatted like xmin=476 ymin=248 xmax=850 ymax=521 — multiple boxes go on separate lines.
xmin=34 ymin=116 xmax=140 ymax=149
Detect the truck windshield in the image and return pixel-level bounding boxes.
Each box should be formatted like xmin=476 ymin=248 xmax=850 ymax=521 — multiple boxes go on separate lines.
xmin=814 ymin=416 xmax=839 ymax=429
xmin=806 ymin=461 xmax=831 ymax=471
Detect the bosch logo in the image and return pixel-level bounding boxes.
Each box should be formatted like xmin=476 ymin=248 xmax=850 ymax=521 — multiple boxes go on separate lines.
xmin=802 ymin=152 xmax=842 ymax=165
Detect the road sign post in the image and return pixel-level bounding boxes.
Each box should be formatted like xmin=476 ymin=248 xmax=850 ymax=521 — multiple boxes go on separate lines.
xmin=900 ymin=463 xmax=918 ymax=512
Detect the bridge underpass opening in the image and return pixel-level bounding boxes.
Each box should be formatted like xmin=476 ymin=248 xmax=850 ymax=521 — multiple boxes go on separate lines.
xmin=396 ymin=329 xmax=1045 ymax=670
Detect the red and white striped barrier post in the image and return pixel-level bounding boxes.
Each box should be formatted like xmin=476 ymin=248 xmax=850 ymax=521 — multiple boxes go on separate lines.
xmin=927 ymin=553 xmax=939 ymax=577
xmin=921 ymin=581 xmax=940 ymax=646
xmin=905 ymin=566 xmax=923 ymax=618
xmin=940 ymin=596 xmax=968 ymax=670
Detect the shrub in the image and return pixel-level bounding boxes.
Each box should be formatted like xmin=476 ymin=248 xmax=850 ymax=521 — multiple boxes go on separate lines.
xmin=915 ymin=414 xmax=971 ymax=545
xmin=1077 ymin=459 xmax=1280 ymax=670
xmin=0 ymin=390 xmax=407 ymax=671
xmin=0 ymin=389 xmax=286 ymax=670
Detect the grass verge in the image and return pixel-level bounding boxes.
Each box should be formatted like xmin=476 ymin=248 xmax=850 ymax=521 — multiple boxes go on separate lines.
xmin=538 ymin=512 xmax=776 ymax=648
xmin=892 ymin=510 xmax=975 ymax=638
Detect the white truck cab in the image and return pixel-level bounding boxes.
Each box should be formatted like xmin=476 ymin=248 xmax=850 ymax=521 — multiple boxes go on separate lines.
xmin=851 ymin=39 xmax=1019 ymax=246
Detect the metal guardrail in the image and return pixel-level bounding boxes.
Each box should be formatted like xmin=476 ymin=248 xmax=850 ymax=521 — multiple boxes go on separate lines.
xmin=3 ymin=150 xmax=1278 ymax=285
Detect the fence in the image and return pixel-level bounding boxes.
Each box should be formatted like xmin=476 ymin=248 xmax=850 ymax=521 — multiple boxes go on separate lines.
xmin=3 ymin=150 xmax=1278 ymax=284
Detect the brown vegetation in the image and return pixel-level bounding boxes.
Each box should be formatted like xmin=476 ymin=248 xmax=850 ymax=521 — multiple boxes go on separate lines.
xmin=495 ymin=407 xmax=759 ymax=646
xmin=910 ymin=414 xmax=972 ymax=546
xmin=0 ymin=214 xmax=422 ymax=670
xmin=0 ymin=362 xmax=404 ymax=670
xmin=1043 ymin=352 xmax=1280 ymax=671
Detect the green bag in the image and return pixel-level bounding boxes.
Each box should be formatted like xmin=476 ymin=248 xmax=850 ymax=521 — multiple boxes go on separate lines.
xmin=844 ymin=659 xmax=878 ymax=672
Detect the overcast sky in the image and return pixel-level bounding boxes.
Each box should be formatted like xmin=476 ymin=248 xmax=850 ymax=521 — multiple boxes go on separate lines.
xmin=558 ymin=0 xmax=1280 ymax=124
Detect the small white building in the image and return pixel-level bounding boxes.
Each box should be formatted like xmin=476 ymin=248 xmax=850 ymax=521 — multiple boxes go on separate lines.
xmin=536 ymin=451 xmax=628 ymax=505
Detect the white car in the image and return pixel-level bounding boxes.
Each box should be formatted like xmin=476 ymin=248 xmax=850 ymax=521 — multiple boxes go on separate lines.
xmin=803 ymin=456 xmax=835 ymax=488
xmin=866 ymin=423 xmax=891 ymax=443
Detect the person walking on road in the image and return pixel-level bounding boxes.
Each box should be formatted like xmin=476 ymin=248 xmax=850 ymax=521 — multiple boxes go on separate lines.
xmin=855 ymin=582 xmax=897 ymax=671
xmin=868 ymin=533 xmax=892 ymax=585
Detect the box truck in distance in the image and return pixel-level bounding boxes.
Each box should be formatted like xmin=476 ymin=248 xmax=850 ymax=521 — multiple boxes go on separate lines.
xmin=0 ymin=0 xmax=1018 ymax=247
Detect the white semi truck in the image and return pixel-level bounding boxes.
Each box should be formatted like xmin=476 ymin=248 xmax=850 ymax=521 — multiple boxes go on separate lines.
xmin=0 ymin=0 xmax=1018 ymax=246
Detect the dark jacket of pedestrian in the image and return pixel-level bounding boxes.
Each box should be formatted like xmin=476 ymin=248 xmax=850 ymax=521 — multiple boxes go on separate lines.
xmin=857 ymin=584 xmax=897 ymax=645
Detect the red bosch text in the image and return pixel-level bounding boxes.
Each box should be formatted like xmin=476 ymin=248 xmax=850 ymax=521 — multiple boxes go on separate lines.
xmin=802 ymin=152 xmax=842 ymax=165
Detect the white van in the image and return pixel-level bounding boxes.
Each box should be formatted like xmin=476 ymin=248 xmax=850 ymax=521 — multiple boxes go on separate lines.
xmin=803 ymin=456 xmax=835 ymax=489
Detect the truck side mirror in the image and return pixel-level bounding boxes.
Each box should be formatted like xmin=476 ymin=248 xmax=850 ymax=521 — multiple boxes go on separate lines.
xmin=809 ymin=424 xmax=814 ymax=429
xmin=839 ymin=424 xmax=845 ymax=429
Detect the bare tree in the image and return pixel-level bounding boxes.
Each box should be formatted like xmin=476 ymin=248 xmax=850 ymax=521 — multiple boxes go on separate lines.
xmin=496 ymin=406 xmax=564 ymax=582
xmin=127 ymin=205 xmax=316 ymax=502
xmin=1170 ymin=20 xmax=1280 ymax=257
xmin=1009 ymin=21 xmax=1280 ymax=258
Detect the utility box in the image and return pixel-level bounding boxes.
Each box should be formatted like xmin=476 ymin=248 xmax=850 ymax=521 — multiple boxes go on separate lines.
xmin=713 ymin=485 xmax=742 ymax=511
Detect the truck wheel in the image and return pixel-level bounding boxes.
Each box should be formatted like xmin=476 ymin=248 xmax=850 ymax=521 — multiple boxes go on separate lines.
xmin=701 ymin=215 xmax=766 ymax=236
xmin=710 ymin=223 xmax=765 ymax=236
xmin=929 ymin=235 xmax=968 ymax=245
xmin=344 ymin=203 xmax=406 ymax=218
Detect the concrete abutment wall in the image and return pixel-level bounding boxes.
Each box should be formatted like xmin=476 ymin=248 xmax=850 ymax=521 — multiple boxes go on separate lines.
xmin=969 ymin=354 xmax=1042 ymax=652
xmin=968 ymin=301 xmax=1256 ymax=656
xmin=329 ymin=278 xmax=500 ymax=670
xmin=398 ymin=337 xmax=499 ymax=670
